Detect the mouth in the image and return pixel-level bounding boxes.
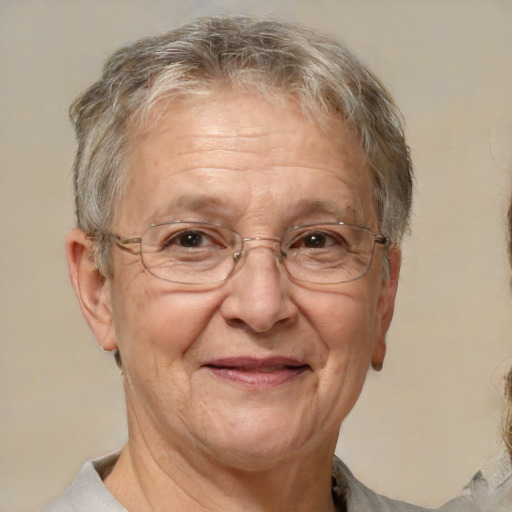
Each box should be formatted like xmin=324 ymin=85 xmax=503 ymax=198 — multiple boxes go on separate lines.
xmin=202 ymin=357 xmax=311 ymax=387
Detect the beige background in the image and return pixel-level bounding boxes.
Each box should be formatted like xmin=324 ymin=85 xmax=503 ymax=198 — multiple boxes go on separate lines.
xmin=2 ymin=1 xmax=512 ymax=510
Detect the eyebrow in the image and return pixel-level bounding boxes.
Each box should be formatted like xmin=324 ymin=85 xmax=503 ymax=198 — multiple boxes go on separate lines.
xmin=289 ymin=199 xmax=359 ymax=223
xmin=144 ymin=194 xmax=235 ymax=225
xmin=144 ymin=195 xmax=362 ymax=227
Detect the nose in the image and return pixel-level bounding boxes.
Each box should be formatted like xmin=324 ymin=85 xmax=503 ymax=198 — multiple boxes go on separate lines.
xmin=220 ymin=239 xmax=297 ymax=334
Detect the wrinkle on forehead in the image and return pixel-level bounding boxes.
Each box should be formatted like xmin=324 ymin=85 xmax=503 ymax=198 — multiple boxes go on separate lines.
xmin=130 ymin=88 xmax=364 ymax=162
xmin=130 ymin=129 xmax=367 ymax=183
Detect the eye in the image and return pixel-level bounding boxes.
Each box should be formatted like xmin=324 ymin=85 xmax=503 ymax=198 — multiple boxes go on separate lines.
xmin=163 ymin=229 xmax=223 ymax=249
xmin=299 ymin=231 xmax=334 ymax=248
xmin=174 ymin=230 xmax=208 ymax=248
xmin=290 ymin=230 xmax=344 ymax=250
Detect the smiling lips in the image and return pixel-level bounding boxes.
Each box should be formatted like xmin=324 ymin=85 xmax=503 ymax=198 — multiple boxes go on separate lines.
xmin=203 ymin=357 xmax=310 ymax=387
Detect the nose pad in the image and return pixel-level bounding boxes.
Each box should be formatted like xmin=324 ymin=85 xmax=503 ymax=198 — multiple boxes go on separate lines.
xmin=232 ymin=237 xmax=285 ymax=270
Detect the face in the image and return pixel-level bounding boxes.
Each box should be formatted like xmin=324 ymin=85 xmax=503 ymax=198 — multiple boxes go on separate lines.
xmin=79 ymin=90 xmax=398 ymax=470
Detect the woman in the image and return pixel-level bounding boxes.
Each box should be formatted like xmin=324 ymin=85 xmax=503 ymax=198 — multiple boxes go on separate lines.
xmin=464 ymin=362 xmax=512 ymax=511
xmin=43 ymin=15 xmax=480 ymax=512
xmin=461 ymin=203 xmax=512 ymax=511
xmin=504 ymin=367 xmax=512 ymax=457
xmin=505 ymin=203 xmax=512 ymax=459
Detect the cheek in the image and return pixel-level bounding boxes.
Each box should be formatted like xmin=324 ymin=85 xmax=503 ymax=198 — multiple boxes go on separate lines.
xmin=320 ymin=306 xmax=376 ymax=378
xmin=110 ymin=279 xmax=223 ymax=371
xmin=306 ymin=289 xmax=379 ymax=418
xmin=307 ymin=287 xmax=378 ymax=354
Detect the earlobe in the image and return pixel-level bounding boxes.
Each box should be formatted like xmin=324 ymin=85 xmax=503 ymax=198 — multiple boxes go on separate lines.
xmin=65 ymin=228 xmax=118 ymax=352
xmin=371 ymin=247 xmax=401 ymax=371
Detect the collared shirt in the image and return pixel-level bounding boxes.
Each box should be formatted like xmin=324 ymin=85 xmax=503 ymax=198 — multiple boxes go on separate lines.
xmin=41 ymin=452 xmax=511 ymax=511
xmin=467 ymin=450 xmax=512 ymax=512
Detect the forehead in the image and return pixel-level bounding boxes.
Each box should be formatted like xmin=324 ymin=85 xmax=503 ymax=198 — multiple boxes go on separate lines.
xmin=120 ymin=90 xmax=375 ymax=230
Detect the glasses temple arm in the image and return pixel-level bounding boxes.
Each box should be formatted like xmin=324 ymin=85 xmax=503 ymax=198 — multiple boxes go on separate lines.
xmin=108 ymin=233 xmax=142 ymax=253
xmin=375 ymin=236 xmax=389 ymax=246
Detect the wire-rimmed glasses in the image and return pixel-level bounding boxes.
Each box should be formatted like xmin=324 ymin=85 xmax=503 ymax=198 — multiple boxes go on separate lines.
xmin=111 ymin=221 xmax=388 ymax=285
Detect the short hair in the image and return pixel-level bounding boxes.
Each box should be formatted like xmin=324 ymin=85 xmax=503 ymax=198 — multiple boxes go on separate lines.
xmin=70 ymin=15 xmax=413 ymax=275
xmin=504 ymin=196 xmax=512 ymax=459
xmin=503 ymin=367 xmax=512 ymax=459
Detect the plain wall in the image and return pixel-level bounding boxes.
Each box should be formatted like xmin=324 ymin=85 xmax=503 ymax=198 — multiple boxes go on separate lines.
xmin=1 ymin=1 xmax=512 ymax=510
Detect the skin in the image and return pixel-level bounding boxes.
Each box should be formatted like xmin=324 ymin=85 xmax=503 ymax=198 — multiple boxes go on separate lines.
xmin=66 ymin=90 xmax=400 ymax=512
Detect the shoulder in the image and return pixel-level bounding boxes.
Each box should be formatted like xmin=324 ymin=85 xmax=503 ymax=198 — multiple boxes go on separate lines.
xmin=333 ymin=457 xmax=431 ymax=511
xmin=41 ymin=453 xmax=124 ymax=512
xmin=333 ymin=457 xmax=479 ymax=512
xmin=465 ymin=450 xmax=512 ymax=512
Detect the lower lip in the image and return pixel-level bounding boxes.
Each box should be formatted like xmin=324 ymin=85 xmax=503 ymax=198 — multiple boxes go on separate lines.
xmin=204 ymin=366 xmax=309 ymax=387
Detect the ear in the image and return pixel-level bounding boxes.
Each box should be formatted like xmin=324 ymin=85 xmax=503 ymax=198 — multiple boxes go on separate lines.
xmin=371 ymin=247 xmax=401 ymax=371
xmin=66 ymin=228 xmax=118 ymax=352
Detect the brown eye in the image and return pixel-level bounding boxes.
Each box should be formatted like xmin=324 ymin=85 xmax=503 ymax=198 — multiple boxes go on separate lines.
xmin=301 ymin=232 xmax=330 ymax=248
xmin=291 ymin=231 xmax=342 ymax=249
xmin=160 ymin=229 xmax=223 ymax=250
xmin=175 ymin=231 xmax=206 ymax=248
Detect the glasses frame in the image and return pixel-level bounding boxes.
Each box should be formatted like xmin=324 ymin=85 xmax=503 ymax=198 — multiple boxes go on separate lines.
xmin=109 ymin=220 xmax=389 ymax=286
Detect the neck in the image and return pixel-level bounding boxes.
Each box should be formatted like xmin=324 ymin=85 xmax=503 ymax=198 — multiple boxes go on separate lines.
xmin=104 ymin=421 xmax=339 ymax=512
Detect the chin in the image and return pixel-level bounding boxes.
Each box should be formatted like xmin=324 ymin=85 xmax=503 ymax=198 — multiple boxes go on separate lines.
xmin=195 ymin=410 xmax=321 ymax=471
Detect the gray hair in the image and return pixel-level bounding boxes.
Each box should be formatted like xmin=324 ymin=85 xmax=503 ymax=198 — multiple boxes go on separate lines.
xmin=70 ymin=15 xmax=413 ymax=275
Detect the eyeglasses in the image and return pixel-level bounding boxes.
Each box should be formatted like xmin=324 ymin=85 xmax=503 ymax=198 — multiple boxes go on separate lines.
xmin=110 ymin=221 xmax=388 ymax=286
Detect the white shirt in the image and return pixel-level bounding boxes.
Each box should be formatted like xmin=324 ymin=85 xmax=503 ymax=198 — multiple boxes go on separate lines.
xmin=41 ymin=451 xmax=511 ymax=511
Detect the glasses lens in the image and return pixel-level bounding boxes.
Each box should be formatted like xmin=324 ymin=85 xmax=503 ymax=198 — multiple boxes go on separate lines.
xmin=282 ymin=224 xmax=376 ymax=284
xmin=140 ymin=222 xmax=240 ymax=284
